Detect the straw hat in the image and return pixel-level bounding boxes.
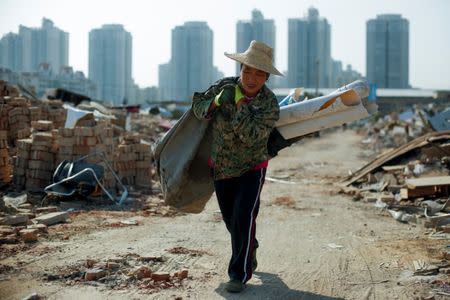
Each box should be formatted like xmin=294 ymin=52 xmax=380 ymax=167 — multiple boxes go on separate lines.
xmin=225 ymin=40 xmax=284 ymax=76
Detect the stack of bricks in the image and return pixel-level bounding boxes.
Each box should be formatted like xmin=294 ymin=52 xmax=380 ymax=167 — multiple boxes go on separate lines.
xmin=55 ymin=121 xmax=116 ymax=189
xmin=114 ymin=134 xmax=152 ymax=189
xmin=40 ymin=100 xmax=67 ymax=129
xmin=13 ymin=121 xmax=56 ymax=191
xmin=8 ymin=98 xmax=31 ymax=145
xmin=0 ymin=130 xmax=12 ymax=184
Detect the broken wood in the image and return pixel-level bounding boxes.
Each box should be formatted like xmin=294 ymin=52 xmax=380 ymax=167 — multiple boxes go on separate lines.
xmin=400 ymin=176 xmax=450 ymax=199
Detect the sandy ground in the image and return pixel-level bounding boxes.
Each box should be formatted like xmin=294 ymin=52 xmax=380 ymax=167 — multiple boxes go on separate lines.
xmin=0 ymin=129 xmax=447 ymax=300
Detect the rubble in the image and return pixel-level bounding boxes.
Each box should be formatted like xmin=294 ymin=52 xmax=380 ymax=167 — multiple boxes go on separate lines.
xmin=34 ymin=211 xmax=68 ymax=226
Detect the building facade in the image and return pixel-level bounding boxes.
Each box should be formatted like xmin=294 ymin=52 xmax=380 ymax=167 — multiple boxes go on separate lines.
xmin=236 ymin=9 xmax=276 ymax=75
xmin=0 ymin=66 xmax=96 ymax=99
xmin=89 ymin=24 xmax=133 ymax=105
xmin=159 ymin=22 xmax=218 ymax=101
xmin=288 ymin=7 xmax=331 ymax=88
xmin=366 ymin=14 xmax=409 ymax=88
xmin=0 ymin=18 xmax=68 ymax=74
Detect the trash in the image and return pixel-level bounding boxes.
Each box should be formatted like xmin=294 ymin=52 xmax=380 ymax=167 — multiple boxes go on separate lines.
xmin=327 ymin=243 xmax=344 ymax=249
xmin=388 ymin=210 xmax=416 ymax=223
xmin=120 ymin=219 xmax=139 ymax=226
xmin=265 ymin=177 xmax=297 ymax=185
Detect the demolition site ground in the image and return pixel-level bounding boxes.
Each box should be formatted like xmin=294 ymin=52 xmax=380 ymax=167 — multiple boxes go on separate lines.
xmin=0 ymin=130 xmax=448 ymax=299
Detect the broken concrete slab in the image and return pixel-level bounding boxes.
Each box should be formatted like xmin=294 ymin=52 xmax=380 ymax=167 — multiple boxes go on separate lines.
xmin=34 ymin=212 xmax=68 ymax=226
xmin=3 ymin=193 xmax=28 ymax=208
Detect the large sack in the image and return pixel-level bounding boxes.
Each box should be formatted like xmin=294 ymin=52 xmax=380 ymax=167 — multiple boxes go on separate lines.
xmin=153 ymin=109 xmax=214 ymax=213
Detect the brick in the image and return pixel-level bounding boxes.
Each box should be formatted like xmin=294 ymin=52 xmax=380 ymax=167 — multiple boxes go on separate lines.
xmin=34 ymin=211 xmax=68 ymax=226
xmin=74 ymin=127 xmax=94 ymax=137
xmin=106 ymin=262 xmax=120 ymax=270
xmin=58 ymin=128 xmax=74 ymax=137
xmin=58 ymin=137 xmax=75 ymax=147
xmin=26 ymin=169 xmax=52 ymax=180
xmin=133 ymin=266 xmax=152 ymax=279
xmin=19 ymin=228 xmax=38 ymax=242
xmin=31 ymin=120 xmax=53 ymax=131
xmin=28 ymin=160 xmax=53 ymax=171
xmin=151 ymin=272 xmax=170 ymax=281
xmin=30 ymin=145 xmax=50 ymax=152
xmin=84 ymin=268 xmax=106 ymax=281
xmin=179 ymin=269 xmax=188 ymax=279
xmin=30 ymin=150 xmax=54 ymax=161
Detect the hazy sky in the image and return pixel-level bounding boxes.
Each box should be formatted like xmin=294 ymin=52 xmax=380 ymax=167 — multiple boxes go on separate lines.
xmin=1 ymin=0 xmax=449 ymax=90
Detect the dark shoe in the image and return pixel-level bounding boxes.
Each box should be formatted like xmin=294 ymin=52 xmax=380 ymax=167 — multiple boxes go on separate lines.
xmin=252 ymin=248 xmax=258 ymax=272
xmin=225 ymin=279 xmax=245 ymax=293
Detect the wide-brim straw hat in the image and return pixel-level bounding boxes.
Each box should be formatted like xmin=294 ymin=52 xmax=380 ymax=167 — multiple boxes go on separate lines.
xmin=225 ymin=40 xmax=284 ymax=76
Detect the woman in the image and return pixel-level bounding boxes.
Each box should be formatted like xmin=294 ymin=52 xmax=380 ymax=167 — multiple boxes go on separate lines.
xmin=192 ymin=40 xmax=283 ymax=293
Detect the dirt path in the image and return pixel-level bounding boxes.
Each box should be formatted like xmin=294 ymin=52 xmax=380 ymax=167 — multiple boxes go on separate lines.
xmin=0 ymin=130 xmax=445 ymax=299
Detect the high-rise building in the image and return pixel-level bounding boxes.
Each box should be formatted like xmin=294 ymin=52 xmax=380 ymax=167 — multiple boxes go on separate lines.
xmin=236 ymin=9 xmax=276 ymax=75
xmin=0 ymin=18 xmax=68 ymax=73
xmin=159 ymin=21 xmax=217 ymax=101
xmin=288 ymin=7 xmax=331 ymax=88
xmin=89 ymin=24 xmax=133 ymax=104
xmin=366 ymin=14 xmax=409 ymax=88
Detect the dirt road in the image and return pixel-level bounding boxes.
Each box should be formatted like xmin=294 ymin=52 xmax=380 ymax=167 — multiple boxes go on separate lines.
xmin=0 ymin=130 xmax=445 ymax=299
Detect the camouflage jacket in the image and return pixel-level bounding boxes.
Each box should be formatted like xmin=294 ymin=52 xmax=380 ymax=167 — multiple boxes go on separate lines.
xmin=192 ymin=77 xmax=280 ymax=180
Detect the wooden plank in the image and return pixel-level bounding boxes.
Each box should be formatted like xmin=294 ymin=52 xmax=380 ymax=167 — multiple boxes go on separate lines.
xmin=406 ymin=176 xmax=450 ymax=188
xmin=382 ymin=165 xmax=406 ymax=172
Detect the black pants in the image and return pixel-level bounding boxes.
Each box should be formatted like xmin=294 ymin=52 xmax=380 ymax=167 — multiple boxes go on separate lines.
xmin=214 ymin=168 xmax=266 ymax=283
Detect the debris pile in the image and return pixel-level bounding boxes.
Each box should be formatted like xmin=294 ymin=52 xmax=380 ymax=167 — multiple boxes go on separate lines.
xmin=41 ymin=252 xmax=192 ymax=294
xmin=341 ymin=131 xmax=450 ymax=233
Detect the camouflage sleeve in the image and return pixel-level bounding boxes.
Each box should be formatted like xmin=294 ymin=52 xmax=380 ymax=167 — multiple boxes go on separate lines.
xmin=231 ymin=92 xmax=280 ymax=144
xmin=191 ymin=87 xmax=218 ymax=120
xmin=191 ymin=77 xmax=239 ymax=120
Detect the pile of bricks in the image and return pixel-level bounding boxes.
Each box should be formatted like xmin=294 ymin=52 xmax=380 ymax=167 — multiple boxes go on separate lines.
xmin=114 ymin=134 xmax=152 ymax=189
xmin=0 ymin=130 xmax=11 ymax=184
xmin=56 ymin=121 xmax=116 ymax=189
xmin=39 ymin=100 xmax=67 ymax=129
xmin=13 ymin=121 xmax=56 ymax=191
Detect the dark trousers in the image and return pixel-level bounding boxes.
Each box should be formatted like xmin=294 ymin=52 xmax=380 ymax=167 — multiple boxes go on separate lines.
xmin=214 ymin=168 xmax=266 ymax=283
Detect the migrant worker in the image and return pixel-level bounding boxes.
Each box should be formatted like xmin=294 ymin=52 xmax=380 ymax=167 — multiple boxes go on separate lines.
xmin=192 ymin=40 xmax=283 ymax=293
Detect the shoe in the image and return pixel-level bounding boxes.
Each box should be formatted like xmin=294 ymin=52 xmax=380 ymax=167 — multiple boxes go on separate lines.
xmin=252 ymin=248 xmax=258 ymax=272
xmin=225 ymin=279 xmax=245 ymax=293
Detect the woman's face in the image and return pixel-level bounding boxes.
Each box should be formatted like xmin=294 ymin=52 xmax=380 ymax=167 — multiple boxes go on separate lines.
xmin=240 ymin=64 xmax=268 ymax=97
